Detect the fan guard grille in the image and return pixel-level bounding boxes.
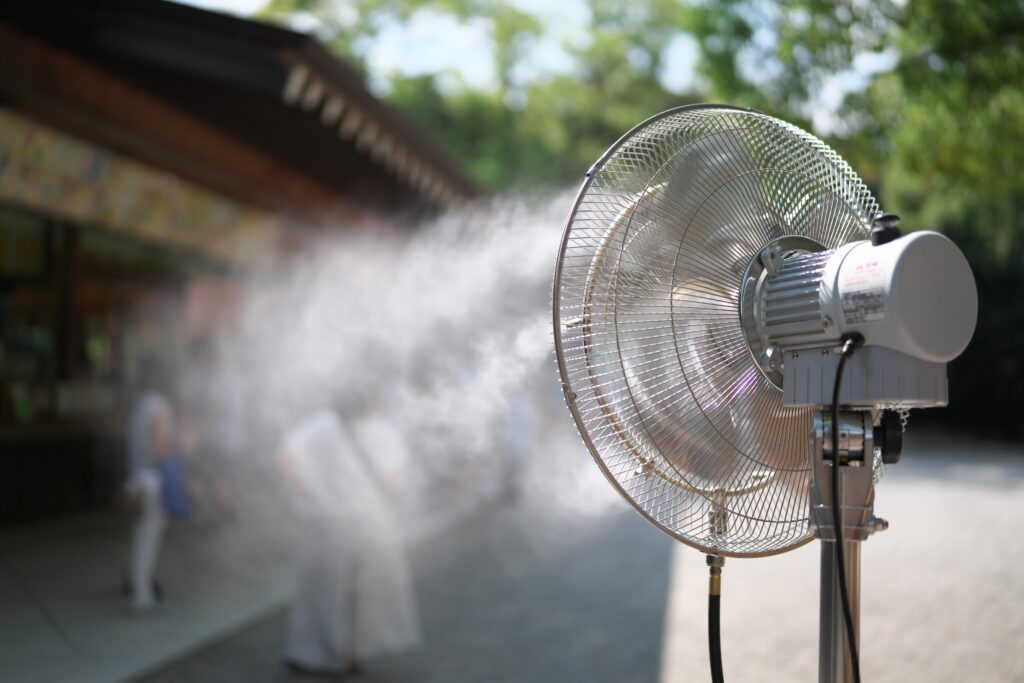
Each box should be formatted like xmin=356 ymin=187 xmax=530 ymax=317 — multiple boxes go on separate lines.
xmin=553 ymin=105 xmax=878 ymax=556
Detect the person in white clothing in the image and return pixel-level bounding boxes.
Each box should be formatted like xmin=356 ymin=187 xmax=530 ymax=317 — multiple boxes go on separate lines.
xmin=349 ymin=395 xmax=421 ymax=527
xmin=124 ymin=385 xmax=174 ymax=611
xmin=278 ymin=409 xmax=421 ymax=677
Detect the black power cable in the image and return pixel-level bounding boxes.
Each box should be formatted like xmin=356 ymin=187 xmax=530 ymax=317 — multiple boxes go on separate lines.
xmin=832 ymin=335 xmax=863 ymax=683
xmin=707 ymin=556 xmax=725 ymax=683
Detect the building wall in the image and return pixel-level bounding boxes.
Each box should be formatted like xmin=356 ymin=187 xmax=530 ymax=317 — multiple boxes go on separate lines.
xmin=0 ymin=110 xmax=277 ymax=525
xmin=0 ymin=108 xmax=284 ymax=268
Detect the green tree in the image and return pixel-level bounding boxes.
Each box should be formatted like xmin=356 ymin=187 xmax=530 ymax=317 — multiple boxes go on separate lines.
xmin=259 ymin=0 xmax=698 ymax=190
xmin=679 ymin=0 xmax=1024 ymax=436
xmin=260 ymin=0 xmax=1024 ymax=436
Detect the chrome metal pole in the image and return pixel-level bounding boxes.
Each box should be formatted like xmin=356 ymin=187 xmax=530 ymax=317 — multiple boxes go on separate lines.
xmin=811 ymin=410 xmax=876 ymax=683
xmin=819 ymin=538 xmax=861 ymax=683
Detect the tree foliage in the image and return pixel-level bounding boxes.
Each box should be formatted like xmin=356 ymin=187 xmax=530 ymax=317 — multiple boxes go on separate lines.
xmin=687 ymin=0 xmax=1024 ymax=436
xmin=260 ymin=0 xmax=698 ymax=190
xmin=260 ymin=0 xmax=1024 ymax=437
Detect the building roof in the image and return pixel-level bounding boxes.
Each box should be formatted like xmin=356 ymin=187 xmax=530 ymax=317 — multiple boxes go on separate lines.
xmin=0 ymin=0 xmax=478 ymax=218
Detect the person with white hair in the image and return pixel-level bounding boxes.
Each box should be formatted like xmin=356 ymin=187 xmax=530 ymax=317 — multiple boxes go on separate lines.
xmin=124 ymin=377 xmax=175 ymax=611
xmin=278 ymin=408 xmax=421 ymax=677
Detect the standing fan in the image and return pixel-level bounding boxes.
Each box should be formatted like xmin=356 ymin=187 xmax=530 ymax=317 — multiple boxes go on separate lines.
xmin=552 ymin=105 xmax=977 ymax=683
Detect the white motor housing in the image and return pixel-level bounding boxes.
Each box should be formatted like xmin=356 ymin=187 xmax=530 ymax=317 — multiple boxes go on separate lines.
xmin=824 ymin=231 xmax=977 ymax=363
xmin=742 ymin=230 xmax=978 ymax=407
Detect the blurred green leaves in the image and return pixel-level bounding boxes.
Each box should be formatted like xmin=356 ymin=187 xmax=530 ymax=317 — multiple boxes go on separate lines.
xmin=260 ymin=0 xmax=1024 ymax=436
xmin=260 ymin=0 xmax=696 ymax=190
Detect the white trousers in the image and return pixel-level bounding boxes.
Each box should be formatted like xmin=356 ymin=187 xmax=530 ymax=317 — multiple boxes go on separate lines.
xmin=284 ymin=514 xmax=421 ymax=670
xmin=126 ymin=468 xmax=166 ymax=609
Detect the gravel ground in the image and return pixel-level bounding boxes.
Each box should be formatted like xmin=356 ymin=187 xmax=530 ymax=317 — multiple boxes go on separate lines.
xmin=661 ymin=433 xmax=1024 ymax=683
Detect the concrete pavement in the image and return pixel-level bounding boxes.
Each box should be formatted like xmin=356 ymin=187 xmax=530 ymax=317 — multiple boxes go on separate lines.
xmin=5 ymin=431 xmax=1023 ymax=683
xmin=136 ymin=497 xmax=674 ymax=683
xmin=0 ymin=512 xmax=299 ymax=683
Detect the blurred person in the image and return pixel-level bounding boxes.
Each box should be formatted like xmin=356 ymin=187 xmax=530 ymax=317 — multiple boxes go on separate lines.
xmin=204 ymin=364 xmax=247 ymax=509
xmin=123 ymin=359 xmax=178 ymax=611
xmin=277 ymin=408 xmax=420 ymax=677
xmin=349 ymin=392 xmax=421 ymax=525
xmin=496 ymin=385 xmax=536 ymax=501
xmin=181 ymin=341 xmax=247 ymax=524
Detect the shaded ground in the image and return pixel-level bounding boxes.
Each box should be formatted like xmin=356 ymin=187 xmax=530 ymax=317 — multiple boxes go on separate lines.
xmin=136 ymin=495 xmax=673 ymax=683
xmin=0 ymin=512 xmax=297 ymax=683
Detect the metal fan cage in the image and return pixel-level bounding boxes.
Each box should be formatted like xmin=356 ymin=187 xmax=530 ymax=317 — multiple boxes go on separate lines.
xmin=553 ymin=105 xmax=879 ymax=557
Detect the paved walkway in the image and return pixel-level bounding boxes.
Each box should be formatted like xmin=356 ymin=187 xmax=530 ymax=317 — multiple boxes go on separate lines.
xmin=0 ymin=512 xmax=299 ymax=683
xmin=0 ymin=418 xmax=671 ymax=683
xmin=5 ymin=432 xmax=1022 ymax=683
xmin=136 ymin=496 xmax=673 ymax=683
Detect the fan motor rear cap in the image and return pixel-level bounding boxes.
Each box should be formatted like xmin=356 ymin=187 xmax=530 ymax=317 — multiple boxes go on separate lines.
xmin=887 ymin=231 xmax=978 ymax=363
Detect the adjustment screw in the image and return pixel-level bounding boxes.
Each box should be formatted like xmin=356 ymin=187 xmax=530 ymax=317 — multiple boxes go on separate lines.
xmin=874 ymin=410 xmax=903 ymax=464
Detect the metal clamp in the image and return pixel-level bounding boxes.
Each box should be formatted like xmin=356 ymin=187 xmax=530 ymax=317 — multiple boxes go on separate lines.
xmin=809 ymin=410 xmax=888 ymax=542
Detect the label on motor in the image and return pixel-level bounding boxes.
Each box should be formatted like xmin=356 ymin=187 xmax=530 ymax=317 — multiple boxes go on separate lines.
xmin=841 ymin=254 xmax=887 ymax=324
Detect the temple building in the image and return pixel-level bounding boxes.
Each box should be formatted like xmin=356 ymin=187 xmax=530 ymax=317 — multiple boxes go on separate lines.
xmin=0 ymin=0 xmax=477 ymax=524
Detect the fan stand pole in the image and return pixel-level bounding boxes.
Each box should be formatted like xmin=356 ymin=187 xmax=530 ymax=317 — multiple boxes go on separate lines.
xmin=819 ymin=534 xmax=861 ymax=683
xmin=810 ymin=410 xmax=884 ymax=683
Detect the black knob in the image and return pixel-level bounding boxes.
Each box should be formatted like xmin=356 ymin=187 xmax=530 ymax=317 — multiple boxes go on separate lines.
xmin=870 ymin=212 xmax=902 ymax=246
xmin=874 ymin=410 xmax=903 ymax=464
